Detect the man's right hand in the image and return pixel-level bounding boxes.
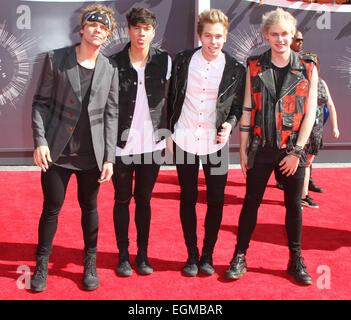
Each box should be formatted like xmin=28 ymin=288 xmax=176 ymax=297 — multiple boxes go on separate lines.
xmin=33 ymin=146 xmax=52 ymax=172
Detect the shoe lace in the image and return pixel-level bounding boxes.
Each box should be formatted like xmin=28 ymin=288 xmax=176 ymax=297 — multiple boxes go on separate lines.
xmin=34 ymin=257 xmax=48 ymax=279
xmin=231 ymin=253 xmax=245 ymax=267
xmin=34 ymin=264 xmax=46 ymax=279
xmin=84 ymin=256 xmax=97 ymax=276
xmin=293 ymin=256 xmax=307 ymax=272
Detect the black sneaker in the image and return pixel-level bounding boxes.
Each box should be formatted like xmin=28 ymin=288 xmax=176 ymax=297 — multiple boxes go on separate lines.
xmin=199 ymin=253 xmax=215 ymax=275
xmin=135 ymin=252 xmax=153 ymax=275
xmin=287 ymin=254 xmax=312 ymax=285
xmin=117 ymin=260 xmax=132 ymax=277
xmin=30 ymin=256 xmax=49 ymax=292
xmin=182 ymin=256 xmax=199 ymax=277
xmin=225 ymin=251 xmax=247 ymax=280
xmin=301 ymin=195 xmax=319 ymax=208
xmin=83 ymin=254 xmax=99 ymax=291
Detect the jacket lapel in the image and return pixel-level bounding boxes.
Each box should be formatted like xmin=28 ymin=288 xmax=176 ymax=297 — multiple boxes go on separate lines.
xmin=66 ymin=45 xmax=82 ymax=104
xmin=278 ymin=51 xmax=305 ymax=100
xmin=257 ymin=50 xmax=276 ymax=99
xmin=259 ymin=69 xmax=276 ymax=100
xmin=88 ymin=53 xmax=105 ymax=108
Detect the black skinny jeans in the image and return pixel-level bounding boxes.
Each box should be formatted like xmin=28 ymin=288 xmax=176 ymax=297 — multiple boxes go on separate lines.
xmin=37 ymin=164 xmax=101 ymax=257
xmin=236 ymin=146 xmax=305 ymax=254
xmin=175 ymin=143 xmax=229 ymax=258
xmin=112 ymin=151 xmax=161 ymax=254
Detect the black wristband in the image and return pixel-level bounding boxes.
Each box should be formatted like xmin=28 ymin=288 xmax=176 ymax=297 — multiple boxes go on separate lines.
xmin=286 ymin=145 xmax=304 ymax=158
xmin=242 ymin=106 xmax=253 ymax=112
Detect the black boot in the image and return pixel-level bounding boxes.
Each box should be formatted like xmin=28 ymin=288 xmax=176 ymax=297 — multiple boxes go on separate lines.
xmin=287 ymin=251 xmax=312 ymax=285
xmin=83 ymin=253 xmax=99 ymax=290
xmin=199 ymin=251 xmax=215 ymax=276
xmin=225 ymin=250 xmax=247 ymax=280
xmin=117 ymin=250 xmax=132 ymax=277
xmin=30 ymin=255 xmax=49 ymax=292
xmin=135 ymin=249 xmax=153 ymax=275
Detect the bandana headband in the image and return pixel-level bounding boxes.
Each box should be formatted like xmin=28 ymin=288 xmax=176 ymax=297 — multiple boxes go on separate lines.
xmin=83 ymin=11 xmax=112 ymax=31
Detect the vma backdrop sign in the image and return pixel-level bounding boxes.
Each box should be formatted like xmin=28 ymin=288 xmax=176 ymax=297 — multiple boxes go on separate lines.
xmin=0 ymin=0 xmax=195 ymax=159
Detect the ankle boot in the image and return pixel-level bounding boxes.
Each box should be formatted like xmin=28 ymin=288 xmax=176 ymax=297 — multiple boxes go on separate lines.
xmin=30 ymin=255 xmax=49 ymax=292
xmin=225 ymin=250 xmax=247 ymax=280
xmin=117 ymin=250 xmax=132 ymax=277
xmin=83 ymin=253 xmax=99 ymax=290
xmin=135 ymin=249 xmax=153 ymax=275
xmin=287 ymin=251 xmax=312 ymax=285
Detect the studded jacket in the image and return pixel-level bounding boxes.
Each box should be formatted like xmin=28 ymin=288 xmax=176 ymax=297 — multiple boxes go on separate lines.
xmin=246 ymin=49 xmax=314 ymax=168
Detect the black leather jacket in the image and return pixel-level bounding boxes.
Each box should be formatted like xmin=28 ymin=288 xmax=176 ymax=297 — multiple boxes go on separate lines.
xmin=110 ymin=43 xmax=169 ymax=148
xmin=167 ymin=47 xmax=245 ymax=133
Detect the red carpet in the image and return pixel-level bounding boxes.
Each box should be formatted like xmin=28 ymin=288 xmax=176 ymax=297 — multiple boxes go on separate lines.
xmin=0 ymin=167 xmax=351 ymax=300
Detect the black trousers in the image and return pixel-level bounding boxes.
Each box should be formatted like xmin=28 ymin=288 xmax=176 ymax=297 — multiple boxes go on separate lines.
xmin=236 ymin=146 xmax=305 ymax=254
xmin=175 ymin=143 xmax=229 ymax=257
xmin=112 ymin=151 xmax=161 ymax=253
xmin=37 ymin=164 xmax=101 ymax=256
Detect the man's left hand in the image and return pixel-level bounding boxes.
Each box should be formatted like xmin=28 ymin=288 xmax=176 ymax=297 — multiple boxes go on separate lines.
xmin=99 ymin=161 xmax=113 ymax=183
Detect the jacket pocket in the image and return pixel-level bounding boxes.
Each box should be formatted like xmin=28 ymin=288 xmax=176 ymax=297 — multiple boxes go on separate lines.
xmin=282 ymin=114 xmax=294 ymax=129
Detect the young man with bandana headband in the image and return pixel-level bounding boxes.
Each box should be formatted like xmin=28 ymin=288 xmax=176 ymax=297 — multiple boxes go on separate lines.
xmin=109 ymin=8 xmax=171 ymax=277
xmin=30 ymin=4 xmax=118 ymax=291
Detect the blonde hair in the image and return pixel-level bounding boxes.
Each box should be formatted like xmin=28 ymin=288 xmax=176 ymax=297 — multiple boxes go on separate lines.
xmin=197 ymin=9 xmax=228 ymax=35
xmin=261 ymin=7 xmax=296 ymax=36
xmin=79 ymin=3 xmax=116 ymax=37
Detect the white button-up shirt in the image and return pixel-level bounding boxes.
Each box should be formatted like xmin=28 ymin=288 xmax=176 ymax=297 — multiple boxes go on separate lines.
xmin=172 ymin=49 xmax=226 ymax=155
xmin=116 ymin=56 xmax=172 ymax=156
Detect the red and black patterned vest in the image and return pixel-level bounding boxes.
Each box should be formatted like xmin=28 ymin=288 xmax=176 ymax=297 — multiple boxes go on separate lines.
xmin=248 ymin=52 xmax=314 ymax=149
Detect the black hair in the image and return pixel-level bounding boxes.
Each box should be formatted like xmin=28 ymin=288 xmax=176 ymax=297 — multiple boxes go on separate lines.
xmin=126 ymin=7 xmax=156 ymax=28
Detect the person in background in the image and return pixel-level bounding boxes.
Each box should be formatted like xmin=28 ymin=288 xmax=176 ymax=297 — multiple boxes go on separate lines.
xmin=30 ymin=3 xmax=118 ymax=291
xmin=301 ymin=52 xmax=340 ymax=208
xmin=167 ymin=9 xmax=245 ymax=277
xmin=225 ymin=8 xmax=318 ymax=285
xmin=110 ymin=7 xmax=171 ymax=277
xmin=290 ymin=30 xmax=304 ymax=54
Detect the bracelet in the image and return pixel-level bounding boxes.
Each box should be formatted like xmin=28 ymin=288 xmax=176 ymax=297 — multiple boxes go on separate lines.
xmin=239 ymin=125 xmax=250 ymax=132
xmin=286 ymin=145 xmax=304 ymax=158
xmin=242 ymin=106 xmax=253 ymax=112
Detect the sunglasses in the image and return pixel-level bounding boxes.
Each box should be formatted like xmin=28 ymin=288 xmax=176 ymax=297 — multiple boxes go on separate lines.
xmin=295 ymin=38 xmax=304 ymax=42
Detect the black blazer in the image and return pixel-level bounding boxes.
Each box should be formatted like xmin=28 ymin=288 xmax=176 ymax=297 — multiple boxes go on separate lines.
xmin=32 ymin=44 xmax=119 ymax=171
